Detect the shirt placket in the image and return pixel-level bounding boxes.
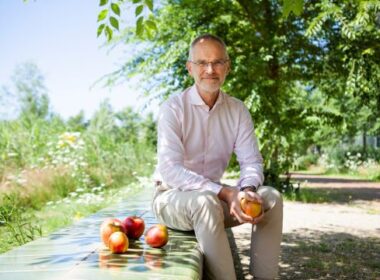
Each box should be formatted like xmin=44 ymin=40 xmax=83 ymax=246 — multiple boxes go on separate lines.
xmin=203 ymin=109 xmax=211 ymax=176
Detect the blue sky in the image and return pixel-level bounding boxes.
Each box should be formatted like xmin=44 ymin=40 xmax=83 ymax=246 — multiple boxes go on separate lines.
xmin=0 ymin=0 xmax=151 ymax=120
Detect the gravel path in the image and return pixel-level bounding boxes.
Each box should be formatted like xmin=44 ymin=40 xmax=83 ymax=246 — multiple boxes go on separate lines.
xmin=227 ymin=175 xmax=380 ymax=280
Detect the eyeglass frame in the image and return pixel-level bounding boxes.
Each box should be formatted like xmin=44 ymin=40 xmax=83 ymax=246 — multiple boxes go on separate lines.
xmin=188 ymin=59 xmax=230 ymax=69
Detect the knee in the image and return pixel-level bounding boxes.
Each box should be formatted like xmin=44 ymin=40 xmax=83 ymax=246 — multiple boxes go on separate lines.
xmin=190 ymin=191 xmax=224 ymax=221
xmin=258 ymin=186 xmax=283 ymax=211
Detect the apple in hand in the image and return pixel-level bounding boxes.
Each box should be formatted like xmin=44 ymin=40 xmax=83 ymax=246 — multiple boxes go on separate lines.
xmin=240 ymin=198 xmax=262 ymax=218
xmin=145 ymin=224 xmax=169 ymax=248
xmin=123 ymin=216 xmax=145 ymax=239
xmin=108 ymin=231 xmax=129 ymax=254
xmin=100 ymin=218 xmax=126 ymax=247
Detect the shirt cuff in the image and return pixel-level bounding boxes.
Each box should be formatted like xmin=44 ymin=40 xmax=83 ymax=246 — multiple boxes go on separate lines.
xmin=203 ymin=181 xmax=223 ymax=194
xmin=239 ymin=178 xmax=261 ymax=189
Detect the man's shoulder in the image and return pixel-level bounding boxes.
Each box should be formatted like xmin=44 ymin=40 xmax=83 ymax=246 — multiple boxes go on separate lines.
xmin=222 ymin=92 xmax=248 ymax=110
xmin=159 ymin=87 xmax=192 ymax=115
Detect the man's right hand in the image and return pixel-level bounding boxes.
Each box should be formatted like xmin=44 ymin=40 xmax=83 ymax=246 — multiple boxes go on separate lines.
xmin=218 ymin=185 xmax=260 ymax=224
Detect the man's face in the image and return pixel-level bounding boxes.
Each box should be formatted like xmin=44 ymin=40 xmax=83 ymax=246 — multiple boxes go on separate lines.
xmin=186 ymin=39 xmax=230 ymax=95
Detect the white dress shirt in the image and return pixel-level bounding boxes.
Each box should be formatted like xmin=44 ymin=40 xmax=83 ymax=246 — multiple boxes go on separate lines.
xmin=154 ymin=85 xmax=264 ymax=194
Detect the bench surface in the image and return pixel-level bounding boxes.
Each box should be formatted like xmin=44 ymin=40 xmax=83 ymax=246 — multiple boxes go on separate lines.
xmin=0 ymin=186 xmax=203 ymax=280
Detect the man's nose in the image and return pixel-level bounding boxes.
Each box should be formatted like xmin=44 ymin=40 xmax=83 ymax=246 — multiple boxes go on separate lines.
xmin=205 ymin=63 xmax=215 ymax=73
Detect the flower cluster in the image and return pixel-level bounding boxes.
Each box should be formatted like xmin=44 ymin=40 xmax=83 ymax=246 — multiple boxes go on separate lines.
xmin=344 ymin=152 xmax=363 ymax=171
xmin=45 ymin=132 xmax=91 ymax=188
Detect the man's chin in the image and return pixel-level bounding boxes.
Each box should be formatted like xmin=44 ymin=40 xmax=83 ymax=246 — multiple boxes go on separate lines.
xmin=198 ymin=82 xmax=221 ymax=93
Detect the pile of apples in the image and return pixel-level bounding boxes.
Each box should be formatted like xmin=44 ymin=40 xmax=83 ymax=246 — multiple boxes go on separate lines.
xmin=100 ymin=216 xmax=169 ymax=254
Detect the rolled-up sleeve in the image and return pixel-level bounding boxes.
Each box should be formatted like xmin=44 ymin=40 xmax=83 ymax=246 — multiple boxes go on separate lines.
xmin=156 ymin=103 xmax=222 ymax=193
xmin=234 ymin=107 xmax=264 ymax=188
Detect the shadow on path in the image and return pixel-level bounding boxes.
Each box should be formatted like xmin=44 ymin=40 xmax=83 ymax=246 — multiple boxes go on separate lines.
xmin=229 ymin=228 xmax=380 ymax=280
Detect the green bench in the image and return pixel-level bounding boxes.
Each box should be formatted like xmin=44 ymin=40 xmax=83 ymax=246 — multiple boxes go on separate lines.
xmin=0 ymin=186 xmax=203 ymax=280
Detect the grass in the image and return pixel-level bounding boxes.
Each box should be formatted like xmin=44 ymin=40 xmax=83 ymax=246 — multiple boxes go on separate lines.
xmin=0 ymin=109 xmax=157 ymax=254
xmin=292 ymin=165 xmax=380 ymax=182
xmin=0 ymin=177 xmax=149 ymax=254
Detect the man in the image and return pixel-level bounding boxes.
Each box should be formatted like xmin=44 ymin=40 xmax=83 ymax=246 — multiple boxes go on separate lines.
xmin=152 ymin=34 xmax=283 ymax=280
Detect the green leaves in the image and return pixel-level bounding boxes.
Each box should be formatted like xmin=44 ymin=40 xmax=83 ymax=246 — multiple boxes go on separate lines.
xmin=97 ymin=9 xmax=108 ymax=22
xmin=110 ymin=16 xmax=119 ymax=30
xmin=145 ymin=0 xmax=153 ymax=11
xmin=135 ymin=5 xmax=144 ymax=17
xmin=282 ymin=0 xmax=304 ymax=17
xmin=97 ymin=0 xmax=157 ymax=41
xmin=97 ymin=24 xmax=105 ymax=37
xmin=99 ymin=0 xmax=108 ymax=6
xmin=145 ymin=19 xmax=157 ymax=31
xmin=97 ymin=1 xmax=121 ymax=40
xmin=136 ymin=17 xmax=144 ymax=37
xmin=111 ymin=3 xmax=120 ymax=16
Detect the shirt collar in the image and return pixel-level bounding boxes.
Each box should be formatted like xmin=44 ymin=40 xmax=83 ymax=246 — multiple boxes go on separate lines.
xmin=189 ymin=85 xmax=225 ymax=108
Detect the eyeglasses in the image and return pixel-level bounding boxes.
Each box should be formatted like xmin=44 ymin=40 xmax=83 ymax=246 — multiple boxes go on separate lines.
xmin=188 ymin=59 xmax=230 ymax=69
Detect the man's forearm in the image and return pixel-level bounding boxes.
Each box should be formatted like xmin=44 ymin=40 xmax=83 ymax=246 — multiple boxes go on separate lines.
xmin=217 ymin=184 xmax=238 ymax=202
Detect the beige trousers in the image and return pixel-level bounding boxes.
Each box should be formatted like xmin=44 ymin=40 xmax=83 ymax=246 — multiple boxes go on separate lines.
xmin=152 ymin=186 xmax=283 ymax=280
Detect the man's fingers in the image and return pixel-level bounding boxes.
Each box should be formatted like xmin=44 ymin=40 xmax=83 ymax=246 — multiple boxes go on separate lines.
xmin=244 ymin=191 xmax=263 ymax=204
xmin=250 ymin=211 xmax=265 ymax=225
xmin=231 ymin=208 xmax=253 ymax=224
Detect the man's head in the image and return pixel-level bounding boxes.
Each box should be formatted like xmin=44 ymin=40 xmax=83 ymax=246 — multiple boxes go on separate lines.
xmin=186 ymin=34 xmax=230 ymax=95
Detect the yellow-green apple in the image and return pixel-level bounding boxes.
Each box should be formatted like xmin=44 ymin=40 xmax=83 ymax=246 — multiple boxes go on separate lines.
xmin=100 ymin=218 xmax=126 ymax=247
xmin=108 ymin=231 xmax=129 ymax=254
xmin=240 ymin=198 xmax=262 ymax=218
xmin=145 ymin=224 xmax=169 ymax=248
xmin=122 ymin=216 xmax=145 ymax=239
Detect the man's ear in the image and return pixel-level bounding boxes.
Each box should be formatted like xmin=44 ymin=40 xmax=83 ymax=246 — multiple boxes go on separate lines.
xmin=186 ymin=61 xmax=193 ymax=77
xmin=226 ymin=60 xmax=231 ymax=75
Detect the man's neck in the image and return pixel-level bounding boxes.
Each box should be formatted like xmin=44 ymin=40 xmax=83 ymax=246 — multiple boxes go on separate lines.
xmin=197 ymin=86 xmax=220 ymax=110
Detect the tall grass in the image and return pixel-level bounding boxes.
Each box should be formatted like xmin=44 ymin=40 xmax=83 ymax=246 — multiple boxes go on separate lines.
xmin=0 ymin=107 xmax=156 ymax=253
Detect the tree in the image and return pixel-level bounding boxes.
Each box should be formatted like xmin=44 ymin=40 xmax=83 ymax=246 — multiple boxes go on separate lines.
xmin=306 ymin=0 xmax=380 ymax=153
xmin=96 ymin=0 xmax=304 ymax=41
xmin=101 ymin=0 xmax=343 ymax=186
xmin=95 ymin=0 xmax=379 ymax=189
xmin=11 ymin=63 xmax=51 ymax=122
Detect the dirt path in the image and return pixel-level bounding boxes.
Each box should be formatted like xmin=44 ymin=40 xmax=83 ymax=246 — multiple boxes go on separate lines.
xmin=227 ymin=174 xmax=380 ymax=280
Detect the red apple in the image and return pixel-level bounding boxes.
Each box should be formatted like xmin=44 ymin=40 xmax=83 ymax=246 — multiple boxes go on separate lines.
xmin=108 ymin=231 xmax=129 ymax=254
xmin=123 ymin=216 xmax=145 ymax=239
xmin=100 ymin=218 xmax=126 ymax=247
xmin=145 ymin=224 xmax=169 ymax=248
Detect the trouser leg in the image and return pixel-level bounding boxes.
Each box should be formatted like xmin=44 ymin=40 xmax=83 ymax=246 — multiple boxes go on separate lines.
xmin=152 ymin=189 xmax=237 ymax=280
xmin=250 ymin=186 xmax=283 ymax=279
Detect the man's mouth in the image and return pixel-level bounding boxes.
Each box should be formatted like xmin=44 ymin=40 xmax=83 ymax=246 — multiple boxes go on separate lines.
xmin=203 ymin=77 xmax=219 ymax=80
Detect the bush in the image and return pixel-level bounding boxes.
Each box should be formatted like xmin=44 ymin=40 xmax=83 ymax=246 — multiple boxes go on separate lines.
xmin=293 ymin=153 xmax=319 ymax=170
xmin=315 ymin=145 xmax=380 ymax=179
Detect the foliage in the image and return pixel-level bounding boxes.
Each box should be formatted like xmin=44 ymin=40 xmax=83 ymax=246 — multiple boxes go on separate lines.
xmin=96 ymin=0 xmax=304 ymax=41
xmin=292 ymin=153 xmax=319 ymax=170
xmin=97 ymin=0 xmax=157 ymax=41
xmin=316 ymin=145 xmax=380 ymax=179
xmin=99 ymin=0 xmax=346 ymax=189
xmin=306 ymin=0 xmax=380 ymax=137
xmin=95 ymin=0 xmax=379 ymax=191
xmin=0 ymin=194 xmax=42 ymax=246
xmin=0 ymin=63 xmax=157 ymax=252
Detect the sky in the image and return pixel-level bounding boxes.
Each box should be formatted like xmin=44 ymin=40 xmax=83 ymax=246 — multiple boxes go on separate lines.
xmin=0 ymin=0 xmax=152 ymax=120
